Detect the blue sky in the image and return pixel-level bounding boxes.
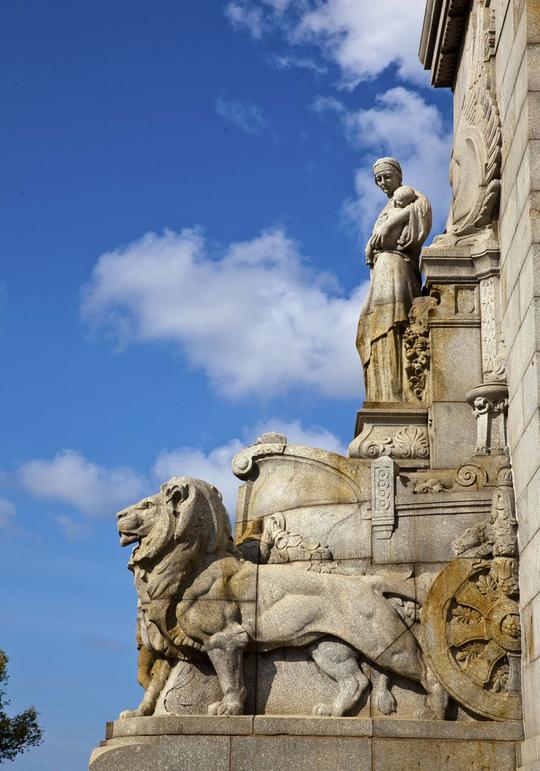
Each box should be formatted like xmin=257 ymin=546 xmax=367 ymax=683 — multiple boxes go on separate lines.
xmin=0 ymin=2 xmax=452 ymax=768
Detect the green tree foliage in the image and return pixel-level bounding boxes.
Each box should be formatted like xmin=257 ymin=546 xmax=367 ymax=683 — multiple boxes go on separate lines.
xmin=0 ymin=650 xmax=43 ymax=763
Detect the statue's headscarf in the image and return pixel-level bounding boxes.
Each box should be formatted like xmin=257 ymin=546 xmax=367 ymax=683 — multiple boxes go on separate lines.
xmin=372 ymin=157 xmax=402 ymax=179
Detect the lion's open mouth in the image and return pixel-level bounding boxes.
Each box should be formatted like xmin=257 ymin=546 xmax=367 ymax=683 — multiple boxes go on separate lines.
xmin=119 ymin=532 xmax=139 ymax=547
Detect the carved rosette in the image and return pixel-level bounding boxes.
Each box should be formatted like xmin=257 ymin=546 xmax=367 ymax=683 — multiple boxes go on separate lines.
xmin=422 ymin=557 xmax=521 ymax=720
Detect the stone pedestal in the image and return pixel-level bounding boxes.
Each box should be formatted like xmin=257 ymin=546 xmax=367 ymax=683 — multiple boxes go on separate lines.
xmin=89 ymin=716 xmax=523 ymax=771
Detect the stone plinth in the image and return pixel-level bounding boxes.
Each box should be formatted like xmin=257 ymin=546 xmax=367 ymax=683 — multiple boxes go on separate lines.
xmin=349 ymin=404 xmax=430 ymax=469
xmin=89 ymin=716 xmax=523 ymax=771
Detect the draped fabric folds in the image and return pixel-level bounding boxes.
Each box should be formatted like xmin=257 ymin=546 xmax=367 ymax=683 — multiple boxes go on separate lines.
xmin=357 ymin=191 xmax=431 ymax=402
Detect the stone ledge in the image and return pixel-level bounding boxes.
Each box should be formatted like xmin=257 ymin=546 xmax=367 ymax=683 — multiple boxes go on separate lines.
xmin=108 ymin=715 xmax=254 ymax=737
xmin=91 ymin=719 xmax=524 ymax=770
xmin=107 ymin=715 xmax=524 ymax=741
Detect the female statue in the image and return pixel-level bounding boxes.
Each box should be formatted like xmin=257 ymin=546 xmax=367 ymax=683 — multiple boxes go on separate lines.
xmin=357 ymin=158 xmax=432 ymax=402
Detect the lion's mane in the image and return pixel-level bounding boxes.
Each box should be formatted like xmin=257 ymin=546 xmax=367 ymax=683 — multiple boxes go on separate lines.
xmin=128 ymin=477 xmax=232 ymax=600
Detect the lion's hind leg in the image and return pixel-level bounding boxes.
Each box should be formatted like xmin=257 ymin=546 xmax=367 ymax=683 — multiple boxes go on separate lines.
xmin=310 ymin=638 xmax=368 ymax=717
xmin=120 ymin=655 xmax=171 ymax=718
xmin=421 ymin=664 xmax=448 ymax=719
xmin=370 ymin=670 xmax=397 ymax=715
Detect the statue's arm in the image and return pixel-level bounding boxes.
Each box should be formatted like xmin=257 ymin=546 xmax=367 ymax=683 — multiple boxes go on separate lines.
xmin=365 ymin=239 xmax=375 ymax=266
xmin=371 ymin=206 xmax=411 ymax=250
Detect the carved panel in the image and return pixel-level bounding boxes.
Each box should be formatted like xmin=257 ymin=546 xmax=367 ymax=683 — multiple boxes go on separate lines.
xmin=371 ymin=457 xmax=396 ymax=540
xmin=480 ymin=276 xmax=498 ymax=371
xmin=440 ymin=1 xmax=502 ymax=245
xmin=455 ymin=286 xmax=478 ymax=315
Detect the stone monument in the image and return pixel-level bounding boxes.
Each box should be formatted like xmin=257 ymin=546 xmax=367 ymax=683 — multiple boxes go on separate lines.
xmin=89 ymin=1 xmax=538 ymax=768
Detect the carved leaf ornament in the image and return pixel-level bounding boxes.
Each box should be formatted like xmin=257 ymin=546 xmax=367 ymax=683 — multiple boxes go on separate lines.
xmin=362 ymin=426 xmax=429 ymax=460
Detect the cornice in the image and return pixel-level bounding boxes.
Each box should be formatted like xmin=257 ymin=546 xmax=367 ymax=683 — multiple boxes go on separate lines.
xmin=419 ymin=0 xmax=472 ymax=88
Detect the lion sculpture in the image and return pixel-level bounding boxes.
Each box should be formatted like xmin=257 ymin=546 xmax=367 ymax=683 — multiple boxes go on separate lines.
xmin=117 ymin=476 xmax=448 ymax=719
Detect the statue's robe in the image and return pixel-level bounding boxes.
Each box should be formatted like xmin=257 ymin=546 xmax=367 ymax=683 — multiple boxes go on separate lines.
xmin=357 ymin=191 xmax=432 ymax=402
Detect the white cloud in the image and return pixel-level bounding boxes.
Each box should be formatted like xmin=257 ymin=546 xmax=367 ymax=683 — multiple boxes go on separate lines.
xmin=216 ymin=96 xmax=267 ymax=135
xmin=18 ymin=450 xmax=147 ymax=517
xmin=225 ymin=2 xmax=265 ymax=38
xmin=314 ymin=87 xmax=452 ymax=239
xmin=225 ymin=1 xmax=429 ymax=87
xmin=18 ymin=421 xmax=346 ymax=524
xmin=0 ymin=498 xmax=16 ymax=530
xmin=82 ymin=227 xmax=367 ymax=399
xmin=153 ymin=439 xmax=244 ymax=515
xmin=269 ymin=53 xmax=328 ymax=75
xmin=295 ymin=0 xmax=429 ymax=87
xmin=154 ymin=418 xmax=346 ymax=514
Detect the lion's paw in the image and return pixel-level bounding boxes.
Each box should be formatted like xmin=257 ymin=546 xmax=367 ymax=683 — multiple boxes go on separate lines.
xmin=313 ymin=703 xmax=335 ymax=717
xmin=119 ymin=709 xmax=141 ymax=719
xmin=375 ymin=689 xmax=397 ymax=715
xmin=208 ymin=700 xmax=242 ymax=716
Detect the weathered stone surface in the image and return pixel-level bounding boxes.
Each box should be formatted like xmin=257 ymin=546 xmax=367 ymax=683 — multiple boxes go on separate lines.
xmin=518 ymin=459 xmax=540 ymax=549
xmin=90 ymin=736 xmax=231 ymax=771
xmin=110 ymin=715 xmax=254 ymax=736
xmin=519 ymin=528 xmax=540 ymax=608
xmin=430 ymin=326 xmax=483 ymax=402
xmin=522 ymin=656 xmax=540 ymax=743
xmin=254 ymin=715 xmax=373 ymax=737
xmin=429 ymin=402 xmax=478 ymax=469
xmin=230 ymin=736 xmax=373 ymax=771
xmin=371 ymin=737 xmax=518 ymax=770
xmin=371 ymin=507 xmax=491 ymax=565
xmin=254 ymin=648 xmax=372 ymax=718
xmin=522 ymin=592 xmax=540 ymax=665
xmin=152 ymin=654 xmax=258 ymax=717
xmin=521 ymin=734 xmax=540 ymax=771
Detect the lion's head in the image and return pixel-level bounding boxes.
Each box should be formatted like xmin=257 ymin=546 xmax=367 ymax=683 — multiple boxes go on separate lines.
xmin=117 ymin=476 xmax=233 ymax=599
